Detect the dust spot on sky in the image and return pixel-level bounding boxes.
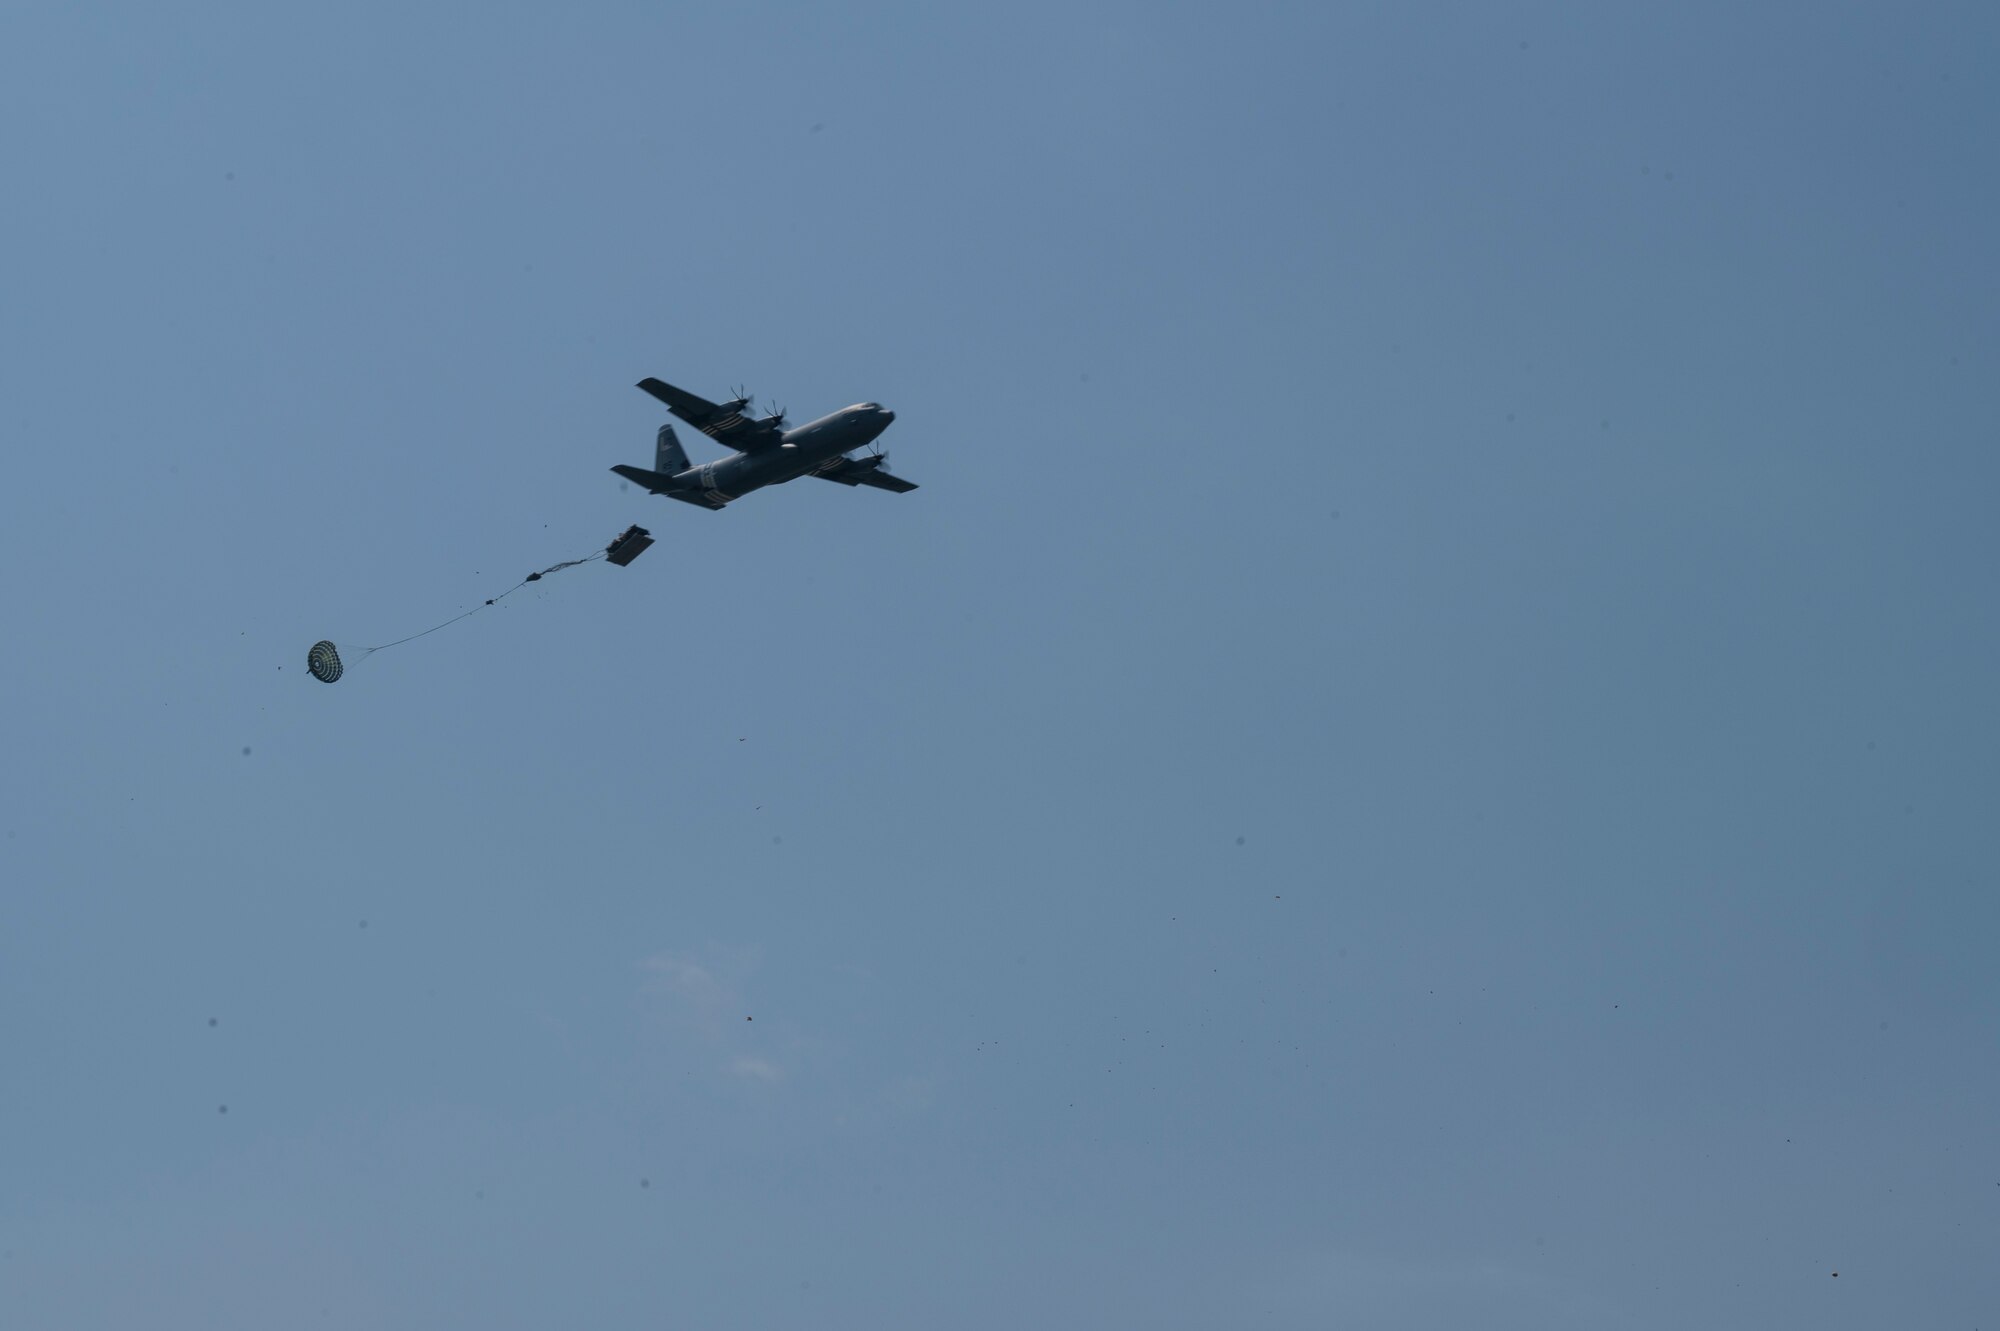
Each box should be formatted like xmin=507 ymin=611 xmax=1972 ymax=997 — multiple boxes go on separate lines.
xmin=810 ymin=122 xmax=824 ymax=133
xmin=1235 ymin=836 xmax=1245 ymax=846
xmin=640 ymin=1177 xmax=650 ymax=1188
xmin=241 ymin=746 xmax=252 ymax=756
xmin=208 ymin=1017 xmax=218 ymax=1027
xmin=359 ymin=919 xmax=369 ymax=929
xmin=218 ymin=1104 xmax=228 ymax=1114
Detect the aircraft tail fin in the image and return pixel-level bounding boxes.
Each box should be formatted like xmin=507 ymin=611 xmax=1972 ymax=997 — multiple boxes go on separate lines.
xmin=656 ymin=424 xmax=691 ymax=475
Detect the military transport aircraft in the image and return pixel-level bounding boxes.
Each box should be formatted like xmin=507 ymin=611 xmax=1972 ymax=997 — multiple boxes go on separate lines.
xmin=611 ymin=377 xmax=916 ymax=511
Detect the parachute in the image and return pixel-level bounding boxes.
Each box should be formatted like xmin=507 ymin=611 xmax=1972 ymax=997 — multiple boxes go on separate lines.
xmin=307 ymin=525 xmax=652 ymax=684
xmin=307 ymin=640 xmax=346 ymax=684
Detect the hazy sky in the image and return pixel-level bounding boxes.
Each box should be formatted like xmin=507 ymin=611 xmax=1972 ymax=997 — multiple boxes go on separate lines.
xmin=3 ymin=3 xmax=1997 ymax=1328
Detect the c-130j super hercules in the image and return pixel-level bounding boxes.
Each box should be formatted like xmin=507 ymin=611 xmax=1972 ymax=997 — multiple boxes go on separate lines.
xmin=612 ymin=376 xmax=917 ymax=510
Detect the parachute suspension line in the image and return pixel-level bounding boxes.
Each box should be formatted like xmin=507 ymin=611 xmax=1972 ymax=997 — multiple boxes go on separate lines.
xmin=477 ymin=549 xmax=609 ymax=607
xmin=306 ymin=546 xmax=611 ymax=682
xmin=366 ymin=547 xmax=609 ymax=651
xmin=361 ymin=603 xmax=488 ymax=654
xmin=309 ymin=528 xmax=642 ymax=684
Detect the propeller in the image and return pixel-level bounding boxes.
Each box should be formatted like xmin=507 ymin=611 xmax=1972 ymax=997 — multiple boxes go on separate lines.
xmin=725 ymin=385 xmax=753 ymax=413
xmin=765 ymin=401 xmax=788 ymax=427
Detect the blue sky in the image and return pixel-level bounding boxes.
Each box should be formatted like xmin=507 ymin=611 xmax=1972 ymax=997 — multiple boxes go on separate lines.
xmin=3 ymin=3 xmax=1997 ymax=1327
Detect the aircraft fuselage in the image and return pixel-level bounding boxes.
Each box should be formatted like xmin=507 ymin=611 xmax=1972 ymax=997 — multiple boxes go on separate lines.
xmin=617 ymin=378 xmax=914 ymax=506
xmin=681 ymin=404 xmax=894 ymax=504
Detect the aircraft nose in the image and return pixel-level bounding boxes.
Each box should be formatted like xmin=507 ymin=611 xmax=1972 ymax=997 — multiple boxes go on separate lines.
xmin=879 ymin=408 xmax=895 ymax=424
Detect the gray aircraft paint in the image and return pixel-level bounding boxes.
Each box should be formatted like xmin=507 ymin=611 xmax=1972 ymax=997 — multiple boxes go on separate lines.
xmin=613 ymin=377 xmax=916 ymax=510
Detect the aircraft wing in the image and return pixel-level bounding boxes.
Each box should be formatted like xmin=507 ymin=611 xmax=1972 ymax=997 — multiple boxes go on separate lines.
xmin=810 ymin=454 xmax=920 ymax=494
xmin=637 ymin=378 xmax=781 ymax=451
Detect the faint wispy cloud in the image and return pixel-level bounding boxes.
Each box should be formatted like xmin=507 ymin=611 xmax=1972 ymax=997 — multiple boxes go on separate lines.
xmin=639 ymin=947 xmax=754 ymax=1039
xmin=728 ymin=1055 xmax=784 ymax=1083
xmin=642 ymin=955 xmax=731 ymax=1013
xmin=882 ymin=1073 xmax=937 ymax=1113
xmin=638 ymin=946 xmax=802 ymax=1087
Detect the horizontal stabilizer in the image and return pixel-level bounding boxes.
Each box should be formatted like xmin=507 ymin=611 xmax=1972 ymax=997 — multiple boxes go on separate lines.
xmin=611 ymin=463 xmax=679 ymax=492
xmin=612 ymin=464 xmax=728 ymax=510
